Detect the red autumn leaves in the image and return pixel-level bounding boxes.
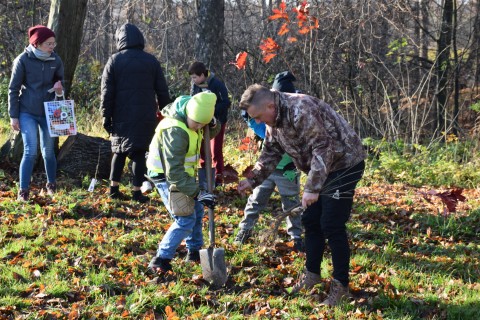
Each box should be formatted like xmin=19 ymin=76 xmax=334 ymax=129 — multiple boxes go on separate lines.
xmin=232 ymin=1 xmax=319 ymax=67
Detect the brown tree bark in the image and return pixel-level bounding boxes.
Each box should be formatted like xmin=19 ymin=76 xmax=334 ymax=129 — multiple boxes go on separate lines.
xmin=47 ymin=0 xmax=88 ymax=96
xmin=435 ymin=0 xmax=454 ymax=136
xmin=194 ymin=0 xmax=225 ymax=75
xmin=57 ymin=133 xmax=112 ymax=179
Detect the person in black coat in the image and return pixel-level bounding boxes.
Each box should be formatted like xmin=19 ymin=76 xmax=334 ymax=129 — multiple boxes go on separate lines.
xmin=100 ymin=23 xmax=170 ymax=202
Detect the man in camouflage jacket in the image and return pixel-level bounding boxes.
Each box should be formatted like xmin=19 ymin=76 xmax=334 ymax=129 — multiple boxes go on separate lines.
xmin=237 ymin=84 xmax=366 ymax=306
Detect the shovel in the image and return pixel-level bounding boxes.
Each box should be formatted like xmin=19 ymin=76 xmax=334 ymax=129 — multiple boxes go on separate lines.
xmin=199 ymin=125 xmax=228 ymax=288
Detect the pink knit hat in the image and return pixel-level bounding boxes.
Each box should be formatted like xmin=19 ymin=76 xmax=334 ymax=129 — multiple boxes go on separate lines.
xmin=28 ymin=25 xmax=55 ymax=46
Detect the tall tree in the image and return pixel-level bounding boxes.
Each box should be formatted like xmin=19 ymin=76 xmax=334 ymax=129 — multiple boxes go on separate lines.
xmin=48 ymin=0 xmax=88 ymax=96
xmin=194 ymin=0 xmax=225 ymax=75
xmin=435 ymin=0 xmax=454 ymax=136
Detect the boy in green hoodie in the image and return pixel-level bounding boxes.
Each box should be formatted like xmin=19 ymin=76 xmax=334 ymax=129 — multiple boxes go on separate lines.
xmin=146 ymin=91 xmax=220 ymax=273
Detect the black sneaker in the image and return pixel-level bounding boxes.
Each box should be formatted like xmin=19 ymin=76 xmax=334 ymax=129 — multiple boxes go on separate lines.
xmin=109 ymin=186 xmax=128 ymax=200
xmin=46 ymin=182 xmax=56 ymax=196
xmin=148 ymin=256 xmax=172 ymax=273
xmin=293 ymin=238 xmax=305 ymax=252
xmin=17 ymin=189 xmax=29 ymax=202
xmin=185 ymin=250 xmax=200 ymax=262
xmin=233 ymin=229 xmax=252 ymax=245
xmin=132 ymin=190 xmax=149 ymax=203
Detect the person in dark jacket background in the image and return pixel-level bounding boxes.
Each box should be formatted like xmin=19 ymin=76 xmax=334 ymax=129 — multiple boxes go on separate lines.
xmin=8 ymin=25 xmax=64 ymax=201
xmin=100 ymin=23 xmax=170 ymax=203
xmin=188 ymin=61 xmax=231 ymax=187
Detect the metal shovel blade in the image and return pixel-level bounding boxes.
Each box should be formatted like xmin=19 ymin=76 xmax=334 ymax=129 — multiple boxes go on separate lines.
xmin=199 ymin=246 xmax=227 ymax=287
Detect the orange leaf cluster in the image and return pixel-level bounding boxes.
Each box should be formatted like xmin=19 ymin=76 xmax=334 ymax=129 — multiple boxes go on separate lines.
xmin=293 ymin=1 xmax=319 ymax=34
xmin=259 ymin=38 xmax=281 ymax=63
xmin=238 ymin=136 xmax=258 ymax=152
xmin=268 ymin=1 xmax=319 ymax=37
xmin=254 ymin=1 xmax=319 ymax=64
xmin=268 ymin=1 xmax=289 ymax=22
xmin=231 ymin=51 xmax=248 ymax=70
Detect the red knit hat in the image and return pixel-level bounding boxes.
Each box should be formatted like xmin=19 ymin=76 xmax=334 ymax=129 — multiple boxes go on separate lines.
xmin=28 ymin=25 xmax=55 ymax=46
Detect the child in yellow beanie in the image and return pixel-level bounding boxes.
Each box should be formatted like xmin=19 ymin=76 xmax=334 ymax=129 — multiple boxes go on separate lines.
xmin=146 ymin=91 xmax=221 ymax=273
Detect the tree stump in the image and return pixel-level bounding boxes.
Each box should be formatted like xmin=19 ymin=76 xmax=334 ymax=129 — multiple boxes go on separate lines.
xmin=57 ymin=133 xmax=111 ymax=179
xmin=0 ymin=131 xmax=24 ymax=164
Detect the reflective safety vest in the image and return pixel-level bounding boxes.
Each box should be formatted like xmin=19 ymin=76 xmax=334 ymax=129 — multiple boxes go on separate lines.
xmin=147 ymin=117 xmax=202 ymax=177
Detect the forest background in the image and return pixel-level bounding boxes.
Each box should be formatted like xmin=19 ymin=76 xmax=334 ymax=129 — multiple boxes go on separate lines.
xmin=0 ymin=0 xmax=479 ymax=319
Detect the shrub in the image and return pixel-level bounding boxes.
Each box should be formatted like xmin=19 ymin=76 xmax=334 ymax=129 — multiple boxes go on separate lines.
xmin=364 ymin=138 xmax=480 ymax=188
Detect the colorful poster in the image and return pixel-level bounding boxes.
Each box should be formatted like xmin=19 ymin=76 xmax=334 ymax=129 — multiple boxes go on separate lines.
xmin=44 ymin=99 xmax=77 ymax=137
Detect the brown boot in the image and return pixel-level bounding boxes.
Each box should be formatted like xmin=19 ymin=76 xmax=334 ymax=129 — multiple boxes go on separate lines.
xmin=320 ymin=279 xmax=351 ymax=306
xmin=291 ymin=270 xmax=321 ymax=294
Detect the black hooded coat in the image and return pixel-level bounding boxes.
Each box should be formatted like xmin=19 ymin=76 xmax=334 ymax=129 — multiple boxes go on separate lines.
xmin=100 ymin=23 xmax=170 ymax=153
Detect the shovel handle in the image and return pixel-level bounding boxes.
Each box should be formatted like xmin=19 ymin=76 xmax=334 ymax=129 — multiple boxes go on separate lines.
xmin=203 ymin=126 xmax=215 ymax=245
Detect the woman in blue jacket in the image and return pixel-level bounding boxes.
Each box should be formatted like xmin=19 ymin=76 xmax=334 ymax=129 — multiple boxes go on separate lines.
xmin=8 ymin=25 xmax=64 ymax=201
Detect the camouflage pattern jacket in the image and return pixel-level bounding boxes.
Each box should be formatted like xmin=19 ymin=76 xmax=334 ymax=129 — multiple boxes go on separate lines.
xmin=248 ymin=91 xmax=366 ymax=194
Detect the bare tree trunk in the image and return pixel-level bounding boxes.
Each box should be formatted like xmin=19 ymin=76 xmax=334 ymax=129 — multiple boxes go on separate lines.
xmin=435 ymin=0 xmax=454 ymax=137
xmin=465 ymin=0 xmax=480 ymax=85
xmin=452 ymin=0 xmax=459 ymax=135
xmin=194 ymin=0 xmax=225 ymax=75
xmin=419 ymin=0 xmax=430 ymax=68
xmin=48 ymin=0 xmax=88 ymax=96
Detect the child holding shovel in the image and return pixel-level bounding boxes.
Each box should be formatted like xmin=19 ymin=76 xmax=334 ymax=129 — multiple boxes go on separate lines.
xmin=146 ymin=92 xmax=220 ymax=273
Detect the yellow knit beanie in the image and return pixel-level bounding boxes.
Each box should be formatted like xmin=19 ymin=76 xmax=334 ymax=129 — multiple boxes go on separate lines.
xmin=186 ymin=91 xmax=217 ymax=124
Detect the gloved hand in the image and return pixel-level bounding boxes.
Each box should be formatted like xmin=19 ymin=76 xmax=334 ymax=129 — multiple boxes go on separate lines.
xmin=196 ymin=190 xmax=216 ymax=208
xmin=102 ymin=117 xmax=113 ymax=134
xmin=209 ymin=116 xmax=217 ymax=128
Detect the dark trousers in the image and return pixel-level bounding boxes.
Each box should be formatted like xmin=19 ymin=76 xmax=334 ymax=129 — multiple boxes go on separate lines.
xmin=110 ymin=150 xmax=147 ymax=187
xmin=301 ymin=160 xmax=365 ymax=286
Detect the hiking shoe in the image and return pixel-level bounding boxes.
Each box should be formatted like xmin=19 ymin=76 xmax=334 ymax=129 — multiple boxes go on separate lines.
xmin=109 ymin=186 xmax=128 ymax=200
xmin=293 ymin=238 xmax=305 ymax=252
xmin=320 ymin=279 xmax=351 ymax=306
xmin=233 ymin=229 xmax=252 ymax=245
xmin=185 ymin=250 xmax=200 ymax=262
xmin=291 ymin=270 xmax=321 ymax=294
xmin=46 ymin=182 xmax=56 ymax=196
xmin=148 ymin=256 xmax=172 ymax=273
xmin=132 ymin=190 xmax=149 ymax=203
xmin=17 ymin=189 xmax=29 ymax=202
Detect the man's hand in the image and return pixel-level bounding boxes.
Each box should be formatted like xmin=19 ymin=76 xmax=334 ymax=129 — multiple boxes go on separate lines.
xmin=102 ymin=117 xmax=113 ymax=134
xmin=10 ymin=118 xmax=20 ymax=131
xmin=302 ymin=192 xmax=319 ymax=207
xmin=197 ymin=190 xmax=216 ymax=208
xmin=237 ymin=179 xmax=252 ymax=196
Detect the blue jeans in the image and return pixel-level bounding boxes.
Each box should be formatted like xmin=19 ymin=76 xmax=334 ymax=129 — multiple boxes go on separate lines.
xmin=153 ymin=180 xmax=204 ymax=259
xmin=239 ymin=169 xmax=302 ymax=239
xmin=19 ymin=112 xmax=56 ymax=190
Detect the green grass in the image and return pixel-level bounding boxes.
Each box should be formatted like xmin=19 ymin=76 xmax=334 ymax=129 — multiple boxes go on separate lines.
xmin=0 ymin=179 xmax=478 ymax=319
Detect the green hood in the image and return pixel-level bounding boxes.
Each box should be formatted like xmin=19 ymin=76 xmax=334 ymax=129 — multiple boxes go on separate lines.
xmin=161 ymin=95 xmax=191 ymax=121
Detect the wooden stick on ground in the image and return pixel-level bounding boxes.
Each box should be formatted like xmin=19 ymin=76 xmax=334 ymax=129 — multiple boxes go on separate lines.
xmin=258 ymin=206 xmax=305 ymax=246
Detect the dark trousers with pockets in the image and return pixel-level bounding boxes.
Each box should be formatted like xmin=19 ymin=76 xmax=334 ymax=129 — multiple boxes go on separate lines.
xmin=301 ymin=160 xmax=365 ymax=286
